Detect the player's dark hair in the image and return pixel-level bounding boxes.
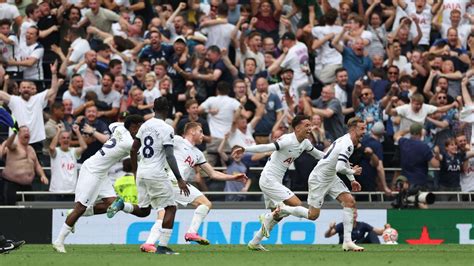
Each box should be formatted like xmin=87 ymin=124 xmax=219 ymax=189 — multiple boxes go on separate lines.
xmin=0 ymin=19 xmax=11 ymax=27
xmin=184 ymin=122 xmax=202 ymax=135
xmin=124 ymin=114 xmax=144 ymax=130
xmin=154 ymin=96 xmax=169 ymax=114
xmin=347 ymin=117 xmax=364 ymax=129
xmin=291 ymin=115 xmax=311 ymax=129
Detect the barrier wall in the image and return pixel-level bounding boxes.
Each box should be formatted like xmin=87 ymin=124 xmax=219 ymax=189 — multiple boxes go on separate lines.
xmin=1 ymin=209 xmax=473 ymax=244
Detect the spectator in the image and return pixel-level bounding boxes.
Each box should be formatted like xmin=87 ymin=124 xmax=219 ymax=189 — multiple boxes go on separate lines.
xmin=44 ymin=102 xmax=66 ymax=156
xmin=176 ymin=99 xmax=211 ymax=151
xmin=307 ymin=8 xmax=342 ymax=85
xmin=193 ymin=45 xmax=233 ymax=97
xmin=200 ymin=3 xmax=236 ymax=50
xmin=278 ymin=32 xmax=311 ymax=93
xmin=268 ymin=68 xmax=298 ymax=112
xmin=0 ymin=19 xmax=20 ymax=80
xmin=7 ymin=26 xmax=44 ymax=83
xmin=167 ymin=36 xmax=192 ymax=113
xmin=83 ymin=72 xmax=121 ymax=123
xmin=251 ymin=0 xmax=282 ymax=42
xmin=253 ymin=77 xmax=283 ymax=144
xmin=0 ymin=64 xmax=60 ymax=151
xmin=19 ymin=4 xmax=41 ymax=46
xmin=222 ymin=145 xmax=252 ymax=201
xmin=457 ymin=133 xmax=474 ymax=192
xmin=75 ymin=105 xmax=110 ymax=164
xmin=126 ymin=87 xmax=154 ymax=120
xmin=311 ymin=85 xmax=345 ymax=142
xmin=359 ymin=122 xmax=391 ymax=193
xmin=0 ymin=0 xmax=22 ymax=28
xmin=332 ymin=27 xmax=373 ymax=87
xmin=62 ymin=74 xmax=85 ymax=111
xmin=49 ymin=124 xmax=87 ymax=200
xmin=325 ymin=209 xmax=390 ymax=244
xmin=333 ymin=67 xmax=353 ymax=115
xmin=139 ymin=30 xmax=174 ymax=66
xmin=365 ymin=0 xmax=395 ymax=58
xmin=395 ymin=123 xmax=439 ymax=189
xmin=0 ymin=126 xmax=49 ymax=205
xmin=65 ymin=50 xmax=102 ymax=90
xmin=386 ymin=93 xmax=458 ymax=134
xmin=352 ymin=80 xmax=387 ymax=132
xmin=199 ymin=81 xmax=241 ymax=166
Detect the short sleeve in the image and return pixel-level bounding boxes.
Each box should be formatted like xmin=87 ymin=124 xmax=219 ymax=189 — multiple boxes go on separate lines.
xmin=200 ymin=98 xmax=211 ymax=111
xmin=162 ymin=125 xmax=175 ymax=146
xmin=424 ymin=104 xmax=438 ymax=115
xmin=275 ymin=135 xmax=292 ymax=150
xmin=395 ymin=104 xmax=409 ymax=116
xmin=30 ymin=46 xmax=44 ymax=59
xmin=196 ymin=150 xmax=207 ymax=165
xmin=339 ymin=141 xmax=353 ymax=161
xmin=112 ymin=93 xmax=121 ymax=108
xmin=104 ymin=9 xmax=120 ymax=22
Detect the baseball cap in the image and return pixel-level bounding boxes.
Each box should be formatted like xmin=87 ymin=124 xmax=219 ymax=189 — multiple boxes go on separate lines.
xmin=396 ymin=175 xmax=408 ymax=183
xmin=371 ymin=121 xmax=385 ymax=135
xmin=281 ymin=32 xmax=296 ymax=41
xmin=280 ymin=68 xmax=294 ymax=75
xmin=409 ymin=123 xmax=423 ymax=135
xmin=173 ymin=36 xmax=187 ymax=45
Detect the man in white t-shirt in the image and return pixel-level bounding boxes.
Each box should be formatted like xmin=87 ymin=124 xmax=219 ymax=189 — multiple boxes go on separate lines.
xmin=0 ymin=19 xmax=19 ymax=76
xmin=268 ymin=68 xmax=298 ymax=112
xmin=49 ymin=124 xmax=87 ymax=195
xmin=396 ymin=0 xmax=443 ymax=49
xmin=83 ymin=73 xmax=120 ymax=122
xmin=67 ymin=28 xmax=91 ymax=65
xmin=199 ymin=81 xmax=241 ymax=165
xmin=0 ymin=0 xmax=22 ymax=27
xmin=19 ymin=3 xmax=41 ymax=46
xmin=385 ymin=93 xmax=458 ymax=133
xmin=8 ymin=26 xmax=44 ymax=81
xmin=434 ymin=9 xmax=474 ymax=48
xmin=279 ymin=32 xmax=311 ymax=93
xmin=309 ymin=8 xmax=343 ymax=84
xmin=200 ymin=3 xmax=236 ymax=50
xmin=0 ymin=67 xmax=60 ymax=147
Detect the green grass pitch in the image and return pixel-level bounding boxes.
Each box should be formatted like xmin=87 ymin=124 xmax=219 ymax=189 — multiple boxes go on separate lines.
xmin=3 ymin=244 xmax=474 ymax=266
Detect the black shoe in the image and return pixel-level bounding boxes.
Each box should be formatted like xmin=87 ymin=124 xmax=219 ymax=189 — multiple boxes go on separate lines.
xmin=155 ymin=246 xmax=179 ymax=255
xmin=0 ymin=240 xmax=26 ymax=254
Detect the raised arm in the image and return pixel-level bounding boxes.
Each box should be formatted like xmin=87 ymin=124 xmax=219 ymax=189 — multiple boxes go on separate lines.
xmin=431 ymin=0 xmax=443 ymax=14
xmin=461 ymin=77 xmax=473 ymax=106
xmin=331 ymin=26 xmax=348 ymax=53
xmin=49 ymin=125 xmax=61 ymax=158
xmin=73 ymin=124 xmax=87 ymax=157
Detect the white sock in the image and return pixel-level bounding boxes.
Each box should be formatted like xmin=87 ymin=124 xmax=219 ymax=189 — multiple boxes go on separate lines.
xmin=250 ymin=215 xmax=280 ymax=245
xmin=55 ymin=223 xmax=72 ymax=244
xmin=123 ymin=203 xmax=134 ymax=213
xmin=83 ymin=206 xmax=94 ymax=217
xmin=280 ymin=205 xmax=309 ymax=219
xmin=187 ymin=205 xmax=209 ymax=234
xmin=343 ymin=207 xmax=354 ymax=243
xmin=158 ymin=228 xmax=172 ymax=247
xmin=145 ymin=220 xmax=163 ymax=245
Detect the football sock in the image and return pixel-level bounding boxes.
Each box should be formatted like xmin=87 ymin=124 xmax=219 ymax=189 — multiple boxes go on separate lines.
xmin=123 ymin=203 xmax=134 ymax=213
xmin=83 ymin=206 xmax=94 ymax=217
xmin=55 ymin=223 xmax=73 ymax=244
xmin=343 ymin=207 xmax=354 ymax=243
xmin=145 ymin=220 xmax=163 ymax=245
xmin=158 ymin=228 xmax=172 ymax=247
xmin=279 ymin=205 xmax=309 ymax=219
xmin=250 ymin=214 xmax=279 ymax=245
xmin=188 ymin=205 xmax=210 ymax=234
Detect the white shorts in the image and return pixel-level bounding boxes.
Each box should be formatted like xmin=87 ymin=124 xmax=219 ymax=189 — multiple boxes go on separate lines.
xmin=74 ymin=166 xmax=116 ymax=207
xmin=308 ymin=175 xmax=349 ymax=209
xmin=137 ymin=178 xmax=176 ymax=209
xmin=259 ymin=174 xmax=294 ymax=209
xmin=172 ymin=181 xmax=203 ymax=206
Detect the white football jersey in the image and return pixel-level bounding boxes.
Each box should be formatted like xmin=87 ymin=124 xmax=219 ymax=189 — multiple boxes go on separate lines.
xmin=166 ymin=135 xmax=206 ymax=182
xmin=310 ymin=133 xmax=354 ymax=182
xmin=83 ymin=125 xmax=133 ymax=174
xmin=136 ymin=118 xmax=174 ymax=180
xmin=262 ymin=133 xmax=315 ymax=182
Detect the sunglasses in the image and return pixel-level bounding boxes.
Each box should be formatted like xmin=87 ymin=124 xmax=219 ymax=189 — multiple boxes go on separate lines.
xmin=211 ymin=4 xmax=218 ymax=9
xmin=361 ymin=93 xmax=371 ymax=97
xmin=438 ymin=96 xmax=447 ymax=100
xmin=388 ymin=72 xmax=399 ymax=75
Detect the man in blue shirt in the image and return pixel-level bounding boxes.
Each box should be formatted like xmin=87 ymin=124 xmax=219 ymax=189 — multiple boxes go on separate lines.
xmin=325 ymin=209 xmax=389 ymax=244
xmin=331 ymin=27 xmax=373 ymax=87
xmin=395 ymin=123 xmax=439 ymax=189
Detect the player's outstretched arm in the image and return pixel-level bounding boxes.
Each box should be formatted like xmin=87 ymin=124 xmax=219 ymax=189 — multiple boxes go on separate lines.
xmin=199 ymin=162 xmax=248 ymax=182
xmin=307 ymin=147 xmax=325 ymax=160
xmin=242 ymin=143 xmax=279 ymax=154
xmin=164 ymin=145 xmax=190 ymax=196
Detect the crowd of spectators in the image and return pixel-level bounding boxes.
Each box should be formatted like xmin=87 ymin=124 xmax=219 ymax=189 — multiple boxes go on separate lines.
xmin=0 ymin=0 xmax=473 ymax=205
